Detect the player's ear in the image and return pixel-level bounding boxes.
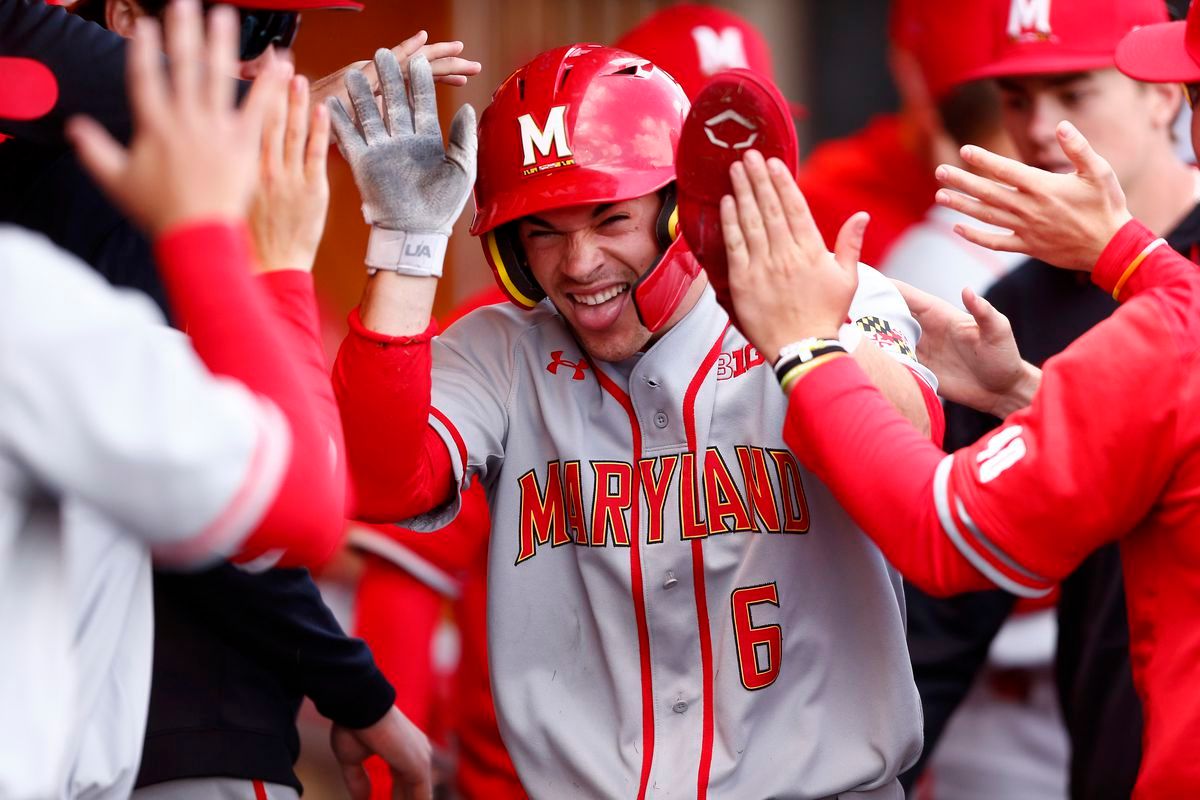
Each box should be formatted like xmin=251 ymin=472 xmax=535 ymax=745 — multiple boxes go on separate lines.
xmin=107 ymin=0 xmax=146 ymax=39
xmin=1144 ymin=80 xmax=1183 ymax=135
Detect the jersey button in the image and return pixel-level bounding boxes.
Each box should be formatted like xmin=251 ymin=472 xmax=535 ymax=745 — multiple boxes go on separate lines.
xmin=663 ymin=571 xmax=678 ymax=589
xmin=672 ymin=701 xmax=688 ymax=714
xmin=653 ymin=411 xmax=669 ymax=429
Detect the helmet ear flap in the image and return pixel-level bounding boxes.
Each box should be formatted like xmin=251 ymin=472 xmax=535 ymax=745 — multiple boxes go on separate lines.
xmin=655 ymin=184 xmax=680 ymax=249
xmin=483 ymin=225 xmax=545 ymax=309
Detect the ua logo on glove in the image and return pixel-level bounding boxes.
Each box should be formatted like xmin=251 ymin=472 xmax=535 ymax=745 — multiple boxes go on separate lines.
xmin=546 ymin=351 xmax=588 ymax=381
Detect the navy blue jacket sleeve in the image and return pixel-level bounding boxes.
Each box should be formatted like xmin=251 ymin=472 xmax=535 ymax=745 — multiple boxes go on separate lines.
xmin=160 ymin=563 xmax=398 ymax=729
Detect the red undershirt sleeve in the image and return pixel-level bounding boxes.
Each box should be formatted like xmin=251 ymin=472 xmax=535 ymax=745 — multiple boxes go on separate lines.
xmin=153 ymin=221 xmax=343 ymax=567
xmin=332 ymin=307 xmax=456 ymax=523
xmin=782 ymin=356 xmax=995 ymax=597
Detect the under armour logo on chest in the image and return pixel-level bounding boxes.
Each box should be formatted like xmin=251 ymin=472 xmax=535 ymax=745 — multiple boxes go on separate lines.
xmin=546 ymin=351 xmax=588 ymax=381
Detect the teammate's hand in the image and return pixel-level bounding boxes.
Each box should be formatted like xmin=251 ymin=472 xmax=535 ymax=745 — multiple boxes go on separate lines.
xmin=892 ymin=279 xmax=1041 ymax=417
xmin=935 ymin=121 xmax=1132 ymax=272
xmin=722 ymin=149 xmax=861 ymax=364
xmin=311 ymin=30 xmax=482 ymax=112
xmin=66 ymin=0 xmax=290 ymax=237
xmin=330 ymin=706 xmax=433 ymax=800
xmin=330 ymin=49 xmax=476 ymax=234
xmin=249 ymin=74 xmax=331 ymax=272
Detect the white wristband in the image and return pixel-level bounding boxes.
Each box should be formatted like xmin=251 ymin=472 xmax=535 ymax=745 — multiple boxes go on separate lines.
xmin=365 ymin=228 xmax=448 ymax=277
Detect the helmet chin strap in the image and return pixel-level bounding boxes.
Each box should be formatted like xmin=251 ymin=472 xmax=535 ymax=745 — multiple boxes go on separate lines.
xmin=631 ymin=235 xmax=703 ymax=332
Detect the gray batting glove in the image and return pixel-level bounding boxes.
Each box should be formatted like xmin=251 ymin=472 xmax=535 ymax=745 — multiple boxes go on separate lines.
xmin=328 ymin=49 xmax=477 ymax=277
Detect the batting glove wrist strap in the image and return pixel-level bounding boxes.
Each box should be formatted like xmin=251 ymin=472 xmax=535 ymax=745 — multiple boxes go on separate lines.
xmin=365 ymin=228 xmax=447 ymax=277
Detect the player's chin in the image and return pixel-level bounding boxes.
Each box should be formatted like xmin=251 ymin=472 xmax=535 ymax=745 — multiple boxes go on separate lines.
xmin=571 ymin=311 xmax=651 ymax=364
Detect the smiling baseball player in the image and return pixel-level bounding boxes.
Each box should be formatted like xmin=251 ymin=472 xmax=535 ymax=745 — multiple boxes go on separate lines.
xmin=331 ymin=45 xmax=938 ymax=798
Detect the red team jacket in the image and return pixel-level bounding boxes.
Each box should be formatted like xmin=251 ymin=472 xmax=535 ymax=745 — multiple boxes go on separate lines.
xmin=784 ymin=219 xmax=1200 ymax=799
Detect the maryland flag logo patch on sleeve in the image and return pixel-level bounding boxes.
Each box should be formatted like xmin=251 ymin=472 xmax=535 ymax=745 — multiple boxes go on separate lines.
xmin=855 ymin=316 xmax=914 ymax=358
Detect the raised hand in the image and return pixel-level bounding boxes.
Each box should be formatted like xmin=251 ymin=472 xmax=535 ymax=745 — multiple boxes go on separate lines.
xmin=722 ymin=149 xmax=863 ymax=364
xmin=249 ymin=74 xmax=331 ymax=272
xmin=328 ymin=48 xmax=476 ymax=276
xmin=311 ymin=29 xmax=482 ymax=110
xmin=892 ymin=279 xmax=1040 ymax=417
xmin=66 ymin=0 xmax=290 ymax=237
xmin=935 ymin=121 xmax=1132 ymax=271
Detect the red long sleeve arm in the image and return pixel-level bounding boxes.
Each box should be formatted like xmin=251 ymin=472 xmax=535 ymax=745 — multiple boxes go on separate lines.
xmin=783 ymin=356 xmax=993 ymax=597
xmin=153 ymin=221 xmax=342 ymax=567
xmin=782 ymin=217 xmax=1199 ymax=600
xmin=255 ymin=269 xmax=351 ymax=527
xmin=332 ymin=308 xmax=456 ymax=523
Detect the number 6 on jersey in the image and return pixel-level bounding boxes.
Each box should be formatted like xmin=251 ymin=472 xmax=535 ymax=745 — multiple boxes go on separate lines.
xmin=731 ymin=582 xmax=782 ymax=690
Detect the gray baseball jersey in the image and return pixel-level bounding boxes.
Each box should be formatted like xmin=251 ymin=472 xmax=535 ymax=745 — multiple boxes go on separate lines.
xmin=0 ymin=228 xmax=290 ymax=799
xmin=406 ymin=265 xmax=928 ymax=799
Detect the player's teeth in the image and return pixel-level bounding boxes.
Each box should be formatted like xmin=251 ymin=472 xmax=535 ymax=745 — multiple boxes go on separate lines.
xmin=573 ymin=284 xmax=628 ymax=306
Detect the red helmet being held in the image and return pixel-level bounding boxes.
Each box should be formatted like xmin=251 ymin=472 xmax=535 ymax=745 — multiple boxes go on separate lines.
xmin=471 ymin=44 xmax=700 ymax=332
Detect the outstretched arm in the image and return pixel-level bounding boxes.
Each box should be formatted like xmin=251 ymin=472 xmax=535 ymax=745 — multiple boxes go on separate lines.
xmin=328 ymin=49 xmax=476 ymax=521
xmin=63 ymin=0 xmax=341 ymax=566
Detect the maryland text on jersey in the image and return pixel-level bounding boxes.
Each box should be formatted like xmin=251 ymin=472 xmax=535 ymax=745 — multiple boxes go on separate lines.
xmin=514 ymin=445 xmax=811 ymax=563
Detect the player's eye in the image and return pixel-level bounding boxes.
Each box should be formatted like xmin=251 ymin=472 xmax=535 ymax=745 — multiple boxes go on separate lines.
xmin=526 ymin=229 xmax=561 ymax=239
xmin=1000 ymin=93 xmax=1028 ymax=113
xmin=599 ymin=213 xmax=631 ymax=228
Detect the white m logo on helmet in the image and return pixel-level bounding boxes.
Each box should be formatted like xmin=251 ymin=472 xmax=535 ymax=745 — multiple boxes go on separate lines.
xmin=1007 ymin=0 xmax=1052 ymax=39
xmin=691 ymin=25 xmax=750 ymax=76
xmin=518 ymin=105 xmax=572 ymax=167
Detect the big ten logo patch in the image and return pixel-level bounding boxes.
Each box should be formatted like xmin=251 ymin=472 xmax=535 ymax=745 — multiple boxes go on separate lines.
xmin=546 ymin=350 xmax=589 ymax=381
xmin=518 ymin=105 xmax=576 ymax=175
xmin=690 ymin=25 xmax=750 ymax=77
xmin=716 ymin=343 xmax=765 ymax=381
xmin=1007 ymin=0 xmax=1052 ymax=41
xmin=514 ymin=446 xmax=811 ymax=564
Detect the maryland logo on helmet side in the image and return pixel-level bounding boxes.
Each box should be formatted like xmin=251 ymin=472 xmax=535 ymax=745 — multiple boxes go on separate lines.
xmin=518 ymin=105 xmax=576 ymax=175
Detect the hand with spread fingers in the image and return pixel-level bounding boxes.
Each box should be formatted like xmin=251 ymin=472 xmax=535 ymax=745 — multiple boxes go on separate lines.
xmin=65 ymin=0 xmax=290 ymax=237
xmin=935 ymin=120 xmax=1132 ymax=271
xmin=721 ymin=149 xmax=866 ymax=364
xmin=892 ymin=279 xmax=1041 ymax=417
xmin=328 ymin=49 xmax=476 ymax=277
xmin=250 ymin=73 xmax=331 ymax=273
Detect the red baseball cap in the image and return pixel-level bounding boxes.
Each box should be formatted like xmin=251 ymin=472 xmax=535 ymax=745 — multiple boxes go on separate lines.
xmin=615 ymin=3 xmax=801 ymax=115
xmin=967 ymin=0 xmax=1167 ymax=81
xmin=1116 ymin=1 xmax=1200 ymax=82
xmin=890 ymin=0 xmax=1001 ymax=100
xmin=0 ymin=57 xmax=58 ymax=121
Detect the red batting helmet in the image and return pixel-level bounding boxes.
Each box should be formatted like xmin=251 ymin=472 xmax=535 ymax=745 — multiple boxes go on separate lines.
xmin=470 ymin=43 xmax=700 ymax=332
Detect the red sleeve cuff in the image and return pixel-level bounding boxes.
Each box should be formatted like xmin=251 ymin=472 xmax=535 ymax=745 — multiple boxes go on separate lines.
xmin=911 ymin=367 xmax=945 ymax=447
xmin=347 ymin=306 xmax=439 ymax=345
xmin=1092 ymin=218 xmax=1156 ymax=299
